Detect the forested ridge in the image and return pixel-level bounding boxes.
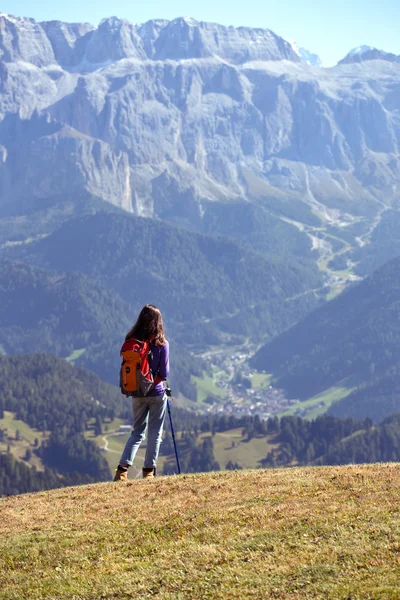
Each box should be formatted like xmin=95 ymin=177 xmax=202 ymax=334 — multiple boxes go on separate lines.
xmin=0 ymin=453 xmax=64 ymax=497
xmin=0 ymin=354 xmax=122 ymax=432
xmin=0 ymin=353 xmax=205 ymax=495
xmin=0 ymin=258 xmax=131 ymax=358
xmin=251 ymin=256 xmax=400 ymax=419
xmin=353 ymin=210 xmax=400 ymax=276
xmin=166 ymin=412 xmax=400 ymax=474
xmin=328 ymin=369 xmax=400 ymax=422
xmin=0 ymin=207 xmax=324 ymax=401
xmin=0 ymin=452 xmax=106 ymax=497
xmin=6 ymin=211 xmax=322 ymax=345
xmin=0 ymin=354 xmax=122 ymax=495
xmin=0 ymin=258 xmax=202 ymax=399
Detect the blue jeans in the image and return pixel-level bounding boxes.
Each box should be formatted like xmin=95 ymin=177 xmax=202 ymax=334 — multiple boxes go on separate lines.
xmin=119 ymin=394 xmax=167 ymax=469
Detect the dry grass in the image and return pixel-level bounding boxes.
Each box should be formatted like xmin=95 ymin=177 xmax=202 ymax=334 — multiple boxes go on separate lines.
xmin=1 ymin=464 xmax=400 ymax=599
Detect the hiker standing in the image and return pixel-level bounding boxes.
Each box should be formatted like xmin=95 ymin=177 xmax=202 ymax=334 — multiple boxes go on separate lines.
xmin=114 ymin=304 xmax=169 ymax=481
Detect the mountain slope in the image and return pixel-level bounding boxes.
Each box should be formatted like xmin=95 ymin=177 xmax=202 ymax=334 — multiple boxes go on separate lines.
xmin=328 ymin=372 xmax=400 ymax=423
xmin=0 ymin=257 xmax=204 ymax=396
xmin=321 ymin=413 xmax=400 ymax=463
xmin=250 ymin=256 xmax=400 ymax=418
xmin=6 ymin=211 xmax=323 ymax=345
xmin=0 ymin=257 xmax=131 ymax=358
xmin=0 ymin=353 xmax=122 ymax=434
xmin=261 ymin=412 xmax=400 ymax=467
xmin=0 ymin=465 xmax=399 ymax=598
xmin=0 ymin=453 xmax=64 ymax=497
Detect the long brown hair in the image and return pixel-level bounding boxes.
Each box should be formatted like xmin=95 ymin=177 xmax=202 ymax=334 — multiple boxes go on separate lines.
xmin=125 ymin=304 xmax=166 ymax=346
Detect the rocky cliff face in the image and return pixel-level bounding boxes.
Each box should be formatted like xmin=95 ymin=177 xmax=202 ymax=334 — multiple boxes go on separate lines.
xmin=0 ymin=12 xmax=399 ymax=254
xmin=0 ymin=14 xmax=299 ymax=67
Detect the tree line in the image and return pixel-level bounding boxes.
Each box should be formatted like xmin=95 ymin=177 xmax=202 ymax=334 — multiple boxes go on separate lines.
xmin=2 ymin=354 xmax=400 ymax=496
xmin=161 ymin=411 xmax=400 ymax=474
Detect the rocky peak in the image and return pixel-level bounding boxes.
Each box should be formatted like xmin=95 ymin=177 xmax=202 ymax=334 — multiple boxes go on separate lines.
xmin=286 ymin=39 xmax=322 ymax=66
xmin=0 ymin=13 xmax=55 ymax=66
xmin=339 ymin=46 xmax=399 ymax=65
xmin=152 ymin=17 xmax=300 ymax=63
xmin=136 ymin=19 xmax=169 ymax=58
xmin=1 ymin=9 xmax=399 ymax=234
xmin=83 ymin=17 xmax=147 ymax=64
xmin=41 ymin=20 xmax=94 ymax=67
xmin=153 ymin=17 xmax=213 ymax=60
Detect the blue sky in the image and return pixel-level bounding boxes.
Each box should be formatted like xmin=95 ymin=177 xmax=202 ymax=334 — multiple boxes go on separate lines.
xmin=2 ymin=0 xmax=400 ymax=66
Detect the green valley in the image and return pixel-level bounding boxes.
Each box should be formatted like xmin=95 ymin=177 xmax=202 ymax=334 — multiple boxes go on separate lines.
xmin=251 ymin=256 xmax=400 ymax=421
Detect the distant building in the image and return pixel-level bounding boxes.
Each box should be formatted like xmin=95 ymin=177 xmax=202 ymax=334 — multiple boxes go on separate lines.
xmin=119 ymin=425 xmax=132 ymax=433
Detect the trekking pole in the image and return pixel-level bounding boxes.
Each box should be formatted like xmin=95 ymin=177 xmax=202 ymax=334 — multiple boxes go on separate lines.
xmin=166 ymin=387 xmax=181 ymax=474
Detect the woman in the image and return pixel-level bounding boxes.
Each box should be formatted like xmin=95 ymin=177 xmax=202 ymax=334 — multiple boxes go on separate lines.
xmin=114 ymin=304 xmax=169 ymax=481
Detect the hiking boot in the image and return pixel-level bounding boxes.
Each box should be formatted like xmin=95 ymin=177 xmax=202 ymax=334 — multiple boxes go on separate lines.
xmin=113 ymin=466 xmax=128 ymax=482
xmin=142 ymin=467 xmax=155 ymax=479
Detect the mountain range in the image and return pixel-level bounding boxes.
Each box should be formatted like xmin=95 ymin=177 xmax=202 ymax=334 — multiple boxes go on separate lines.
xmin=0 ymin=12 xmax=400 ymax=294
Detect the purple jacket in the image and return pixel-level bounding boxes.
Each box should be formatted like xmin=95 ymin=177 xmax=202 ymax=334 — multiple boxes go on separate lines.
xmin=149 ymin=341 xmax=170 ymax=397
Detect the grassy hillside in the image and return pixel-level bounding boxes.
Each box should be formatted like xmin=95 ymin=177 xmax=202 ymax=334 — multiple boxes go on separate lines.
xmin=0 ymin=411 xmax=48 ymax=471
xmin=251 ymin=256 xmax=400 ymax=420
xmin=0 ymin=465 xmax=399 ymax=599
xmin=279 ymin=383 xmax=356 ymax=420
xmin=199 ymin=428 xmax=278 ymax=469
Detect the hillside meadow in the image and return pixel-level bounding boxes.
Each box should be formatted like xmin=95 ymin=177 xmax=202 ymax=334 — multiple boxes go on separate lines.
xmin=0 ymin=464 xmax=399 ymax=599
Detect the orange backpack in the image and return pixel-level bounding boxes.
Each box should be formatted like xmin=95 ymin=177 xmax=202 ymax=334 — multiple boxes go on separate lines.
xmin=119 ymin=338 xmax=154 ymax=397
